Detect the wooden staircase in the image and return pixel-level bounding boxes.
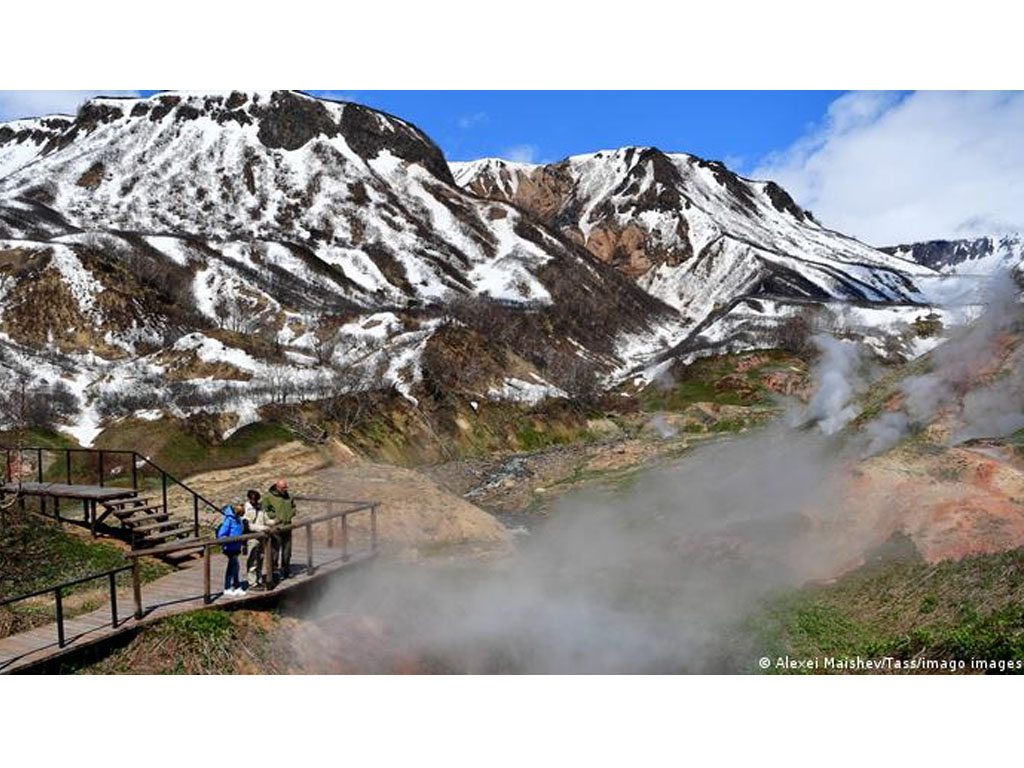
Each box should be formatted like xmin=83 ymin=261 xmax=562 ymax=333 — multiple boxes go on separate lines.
xmin=100 ymin=494 xmax=203 ymax=561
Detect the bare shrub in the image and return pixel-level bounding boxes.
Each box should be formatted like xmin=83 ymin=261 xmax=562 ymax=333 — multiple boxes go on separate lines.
xmin=321 ymin=361 xmax=388 ymax=435
xmin=420 ymin=321 xmax=506 ymax=399
xmin=774 ymin=309 xmax=814 ymax=356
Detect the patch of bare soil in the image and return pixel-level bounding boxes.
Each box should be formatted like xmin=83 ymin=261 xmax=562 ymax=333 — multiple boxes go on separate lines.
xmin=847 ymin=441 xmax=1024 ymax=565
xmin=177 ymin=440 xmax=511 ymax=556
xmin=424 ymin=433 xmax=701 ymax=515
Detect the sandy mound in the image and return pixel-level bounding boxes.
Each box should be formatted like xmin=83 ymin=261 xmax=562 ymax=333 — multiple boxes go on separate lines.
xmin=850 ymin=443 xmax=1024 ymax=563
xmin=177 ymin=440 xmax=511 ymax=554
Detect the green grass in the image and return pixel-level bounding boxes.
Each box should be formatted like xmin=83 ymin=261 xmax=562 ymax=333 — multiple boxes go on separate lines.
xmin=0 ymin=428 xmax=78 ymax=450
xmin=710 ymin=417 xmax=747 ymax=433
xmin=852 ymin=352 xmax=934 ymax=426
xmin=742 ymin=543 xmax=1024 ymax=673
xmin=162 ymin=610 xmax=233 ymax=640
xmin=14 ymin=421 xmax=291 ymax=490
xmin=0 ymin=513 xmax=167 ymax=601
xmin=640 ymin=350 xmax=805 ymax=413
xmin=516 ymin=423 xmax=572 ymax=451
xmin=94 ymin=419 xmax=293 ymax=479
xmin=0 ymin=512 xmax=171 ymax=636
xmin=77 ymin=609 xmax=281 ymax=674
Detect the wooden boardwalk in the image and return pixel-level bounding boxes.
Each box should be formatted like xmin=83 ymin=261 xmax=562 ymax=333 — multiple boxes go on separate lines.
xmin=0 ymin=535 xmax=373 ymax=674
xmin=1 ymin=482 xmax=136 ymax=501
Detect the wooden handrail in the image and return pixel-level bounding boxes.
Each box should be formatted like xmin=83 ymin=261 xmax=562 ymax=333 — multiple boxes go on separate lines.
xmin=132 ymin=452 xmax=220 ymax=514
xmin=126 ymin=499 xmax=379 ymax=619
xmin=0 ymin=564 xmax=133 ymax=607
xmin=293 ymin=494 xmax=376 ymax=505
xmin=0 ymin=445 xmax=221 ymax=509
xmin=126 ymin=502 xmax=377 ymax=559
xmin=2 ymin=445 xmax=221 ymax=539
xmin=0 ymin=564 xmax=134 ymax=648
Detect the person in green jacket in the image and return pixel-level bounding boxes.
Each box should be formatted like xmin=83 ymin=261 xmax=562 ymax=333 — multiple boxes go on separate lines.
xmin=265 ymin=478 xmax=297 ymax=579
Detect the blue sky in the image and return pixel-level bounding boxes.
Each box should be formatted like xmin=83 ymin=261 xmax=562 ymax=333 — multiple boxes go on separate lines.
xmin=2 ymin=90 xmax=1022 ymax=244
xmin=305 ymin=90 xmax=843 ymax=170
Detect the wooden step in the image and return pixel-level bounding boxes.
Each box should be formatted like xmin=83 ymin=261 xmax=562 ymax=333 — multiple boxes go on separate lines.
xmin=130 ymin=517 xmax=179 ymax=534
xmin=103 ymin=494 xmax=153 ymax=507
xmin=117 ymin=503 xmax=165 ymax=520
xmin=140 ymin=525 xmax=195 ymax=543
xmin=103 ymin=501 xmax=153 ymax=514
xmin=121 ymin=514 xmax=169 ymax=528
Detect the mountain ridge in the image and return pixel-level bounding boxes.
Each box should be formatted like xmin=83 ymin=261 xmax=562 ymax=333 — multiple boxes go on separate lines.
xmin=0 ymin=91 xmax=953 ymax=444
xmin=882 ymin=233 xmax=1024 ymax=276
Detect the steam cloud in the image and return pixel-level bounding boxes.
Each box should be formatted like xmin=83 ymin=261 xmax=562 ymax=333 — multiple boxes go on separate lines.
xmin=862 ymin=269 xmax=1024 ymax=454
xmin=298 ymin=350 xmax=882 ymax=673
xmin=300 ymin=425 xmax=860 ymax=673
xmin=797 ymin=335 xmax=867 ymax=434
xmin=293 ymin=272 xmax=1021 ymax=672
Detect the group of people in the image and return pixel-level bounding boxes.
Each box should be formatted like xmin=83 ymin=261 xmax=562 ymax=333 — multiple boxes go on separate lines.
xmin=216 ymin=478 xmax=297 ymax=596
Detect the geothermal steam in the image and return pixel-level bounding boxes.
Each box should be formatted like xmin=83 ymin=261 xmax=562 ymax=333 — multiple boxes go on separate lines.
xmin=298 ymin=271 xmax=1022 ymax=672
xmin=301 ymin=360 xmax=881 ymax=673
xmin=862 ymin=269 xmax=1024 ymax=454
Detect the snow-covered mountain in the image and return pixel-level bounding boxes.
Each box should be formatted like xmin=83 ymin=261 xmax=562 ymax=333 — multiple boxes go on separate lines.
xmin=883 ymin=234 xmax=1024 ymax=276
xmin=0 ymin=92 xmax=950 ymax=444
xmin=451 ymin=150 xmax=933 ymax=310
xmin=0 ymin=114 xmax=74 ymax=178
xmin=452 ymin=149 xmax=943 ymax=360
xmin=1 ymin=92 xmax=628 ymax=311
xmin=0 ymin=92 xmax=684 ymax=443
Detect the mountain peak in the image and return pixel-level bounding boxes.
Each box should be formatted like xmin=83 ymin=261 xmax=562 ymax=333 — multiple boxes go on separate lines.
xmin=0 ymin=90 xmax=454 ymax=188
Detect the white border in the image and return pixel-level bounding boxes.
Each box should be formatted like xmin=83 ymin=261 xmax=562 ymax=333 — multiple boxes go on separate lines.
xmin=2 ymin=0 xmax=1022 ymax=88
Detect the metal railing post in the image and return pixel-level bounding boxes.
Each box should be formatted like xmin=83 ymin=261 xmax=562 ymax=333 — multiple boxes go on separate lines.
xmin=306 ymin=523 xmax=313 ymax=574
xmin=109 ymin=571 xmax=119 ymax=628
xmin=65 ymin=449 xmax=71 ymax=485
xmin=264 ymin=534 xmax=275 ymax=590
xmin=55 ymin=587 xmax=65 ymax=648
xmin=98 ymin=451 xmax=104 ymax=487
xmin=132 ymin=559 xmax=143 ymax=620
xmin=36 ymin=448 xmax=42 ymax=483
xmin=162 ymin=472 xmax=168 ymax=515
xmin=371 ymin=504 xmax=378 ymax=554
xmin=193 ymin=495 xmax=199 ymax=538
xmin=131 ymin=452 xmax=137 ymax=491
xmin=203 ymin=545 xmax=212 ymax=604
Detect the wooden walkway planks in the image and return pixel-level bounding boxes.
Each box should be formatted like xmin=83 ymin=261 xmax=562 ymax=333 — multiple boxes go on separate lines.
xmin=1 ymin=482 xmax=137 ymax=501
xmin=0 ymin=532 xmax=372 ymax=673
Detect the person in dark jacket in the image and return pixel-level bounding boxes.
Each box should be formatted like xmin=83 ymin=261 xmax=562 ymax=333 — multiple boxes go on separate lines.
xmin=217 ymin=504 xmax=245 ymax=596
xmin=265 ymin=478 xmax=297 ymax=579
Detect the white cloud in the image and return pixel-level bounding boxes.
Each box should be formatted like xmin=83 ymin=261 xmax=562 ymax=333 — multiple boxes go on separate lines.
xmin=0 ymin=90 xmax=142 ymax=122
xmin=752 ymin=91 xmax=1024 ymax=246
xmin=501 ymin=143 xmax=539 ymax=164
xmin=457 ymin=111 xmax=487 ymax=130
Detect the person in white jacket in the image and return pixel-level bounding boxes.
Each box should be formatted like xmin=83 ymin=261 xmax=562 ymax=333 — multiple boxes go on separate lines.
xmin=243 ymin=489 xmax=268 ymax=589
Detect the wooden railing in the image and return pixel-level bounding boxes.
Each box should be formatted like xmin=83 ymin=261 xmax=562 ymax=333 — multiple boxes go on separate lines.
xmin=125 ymin=498 xmax=379 ymax=618
xmin=2 ymin=446 xmax=220 ymax=538
xmin=0 ymin=565 xmax=133 ymax=650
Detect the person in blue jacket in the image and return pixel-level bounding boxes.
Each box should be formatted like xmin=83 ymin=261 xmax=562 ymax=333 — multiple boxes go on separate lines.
xmin=217 ymin=504 xmax=245 ymax=596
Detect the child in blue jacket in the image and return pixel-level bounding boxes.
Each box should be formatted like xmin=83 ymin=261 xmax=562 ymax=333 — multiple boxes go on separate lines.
xmin=217 ymin=505 xmax=245 ymax=596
